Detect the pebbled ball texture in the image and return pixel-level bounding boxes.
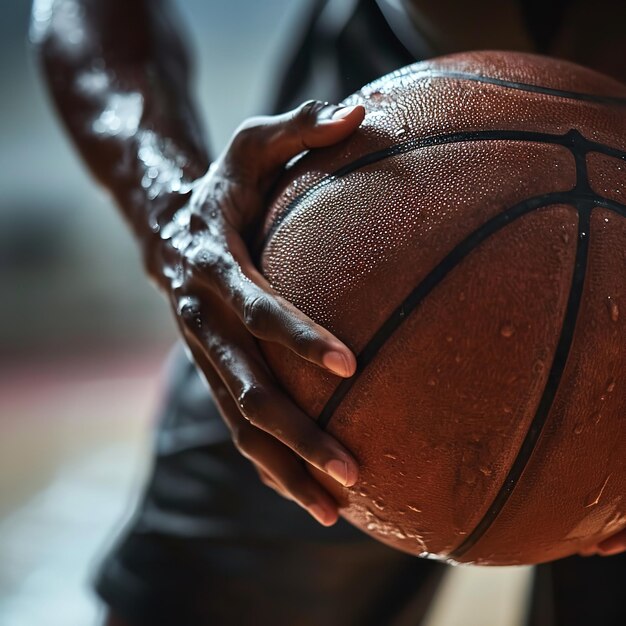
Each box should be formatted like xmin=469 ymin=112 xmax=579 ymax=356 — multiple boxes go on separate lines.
xmin=258 ymin=51 xmax=626 ymax=565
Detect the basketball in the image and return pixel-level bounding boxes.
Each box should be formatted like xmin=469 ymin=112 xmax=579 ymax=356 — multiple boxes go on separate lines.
xmin=258 ymin=51 xmax=626 ymax=565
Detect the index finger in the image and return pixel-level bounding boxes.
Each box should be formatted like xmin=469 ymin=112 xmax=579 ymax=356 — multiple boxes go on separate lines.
xmin=191 ymin=233 xmax=357 ymax=378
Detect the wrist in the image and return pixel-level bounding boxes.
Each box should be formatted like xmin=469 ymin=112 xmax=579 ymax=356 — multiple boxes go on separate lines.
xmin=134 ymin=180 xmax=201 ymax=289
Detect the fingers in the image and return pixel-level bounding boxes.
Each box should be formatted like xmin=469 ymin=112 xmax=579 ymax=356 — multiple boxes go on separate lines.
xmin=234 ymin=430 xmax=340 ymax=526
xmin=596 ymin=528 xmax=626 ymax=556
xmin=234 ymin=375 xmax=359 ymax=488
xmin=176 ymin=292 xmax=359 ymax=486
xmin=189 ymin=234 xmax=356 ymax=378
xmin=221 ymin=100 xmax=365 ymax=183
xmin=237 ymin=279 xmax=356 ymax=378
xmin=166 ymin=99 xmax=366 ymax=527
xmin=183 ymin=99 xmax=363 ymax=378
xmin=578 ymin=544 xmax=599 ymax=557
xmin=183 ymin=336 xmax=340 ymax=526
xmin=578 ymin=527 xmax=626 ymax=557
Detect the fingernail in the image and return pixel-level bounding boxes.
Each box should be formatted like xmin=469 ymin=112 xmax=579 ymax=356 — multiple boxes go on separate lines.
xmin=325 ymin=459 xmax=357 ymax=487
xmin=331 ymin=105 xmax=358 ymax=120
xmin=309 ymin=504 xmax=333 ymax=526
xmin=317 ymin=105 xmax=359 ymax=125
xmin=322 ymin=351 xmax=352 ymax=377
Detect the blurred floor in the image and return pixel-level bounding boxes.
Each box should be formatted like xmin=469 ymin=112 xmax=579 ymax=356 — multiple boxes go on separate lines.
xmin=422 ymin=562 xmax=532 ymax=626
xmin=0 ymin=348 xmax=168 ymax=626
xmin=0 ymin=346 xmax=533 ymax=626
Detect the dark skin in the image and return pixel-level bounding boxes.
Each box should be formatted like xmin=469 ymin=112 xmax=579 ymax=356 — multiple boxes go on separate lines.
xmin=32 ymin=0 xmax=626 ymax=591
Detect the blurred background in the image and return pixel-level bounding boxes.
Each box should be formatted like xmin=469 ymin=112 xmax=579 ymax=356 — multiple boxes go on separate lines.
xmin=0 ymin=2 xmax=532 ymax=625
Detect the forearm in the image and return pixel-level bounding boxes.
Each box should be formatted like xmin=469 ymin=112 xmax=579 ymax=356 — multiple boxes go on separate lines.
xmin=32 ymin=0 xmax=210 ymax=262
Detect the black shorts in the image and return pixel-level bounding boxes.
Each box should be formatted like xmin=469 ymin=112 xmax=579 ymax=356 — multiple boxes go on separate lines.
xmin=94 ymin=347 xmax=626 ymax=626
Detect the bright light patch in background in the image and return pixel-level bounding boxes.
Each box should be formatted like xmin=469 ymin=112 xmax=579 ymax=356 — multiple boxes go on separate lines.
xmin=29 ymin=0 xmax=54 ymax=43
xmin=30 ymin=0 xmax=87 ymax=50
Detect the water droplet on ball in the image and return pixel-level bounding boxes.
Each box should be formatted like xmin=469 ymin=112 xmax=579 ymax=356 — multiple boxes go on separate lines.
xmin=500 ymin=324 xmax=515 ymax=338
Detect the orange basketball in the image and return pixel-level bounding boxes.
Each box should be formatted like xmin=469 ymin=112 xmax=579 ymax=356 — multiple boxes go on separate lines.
xmin=259 ymin=51 xmax=626 ymax=565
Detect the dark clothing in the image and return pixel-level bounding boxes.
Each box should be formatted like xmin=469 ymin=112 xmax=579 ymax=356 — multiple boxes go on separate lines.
xmin=95 ymin=349 xmax=626 ymax=626
xmin=96 ymin=349 xmax=446 ymax=626
xmin=95 ymin=1 xmax=626 ymax=624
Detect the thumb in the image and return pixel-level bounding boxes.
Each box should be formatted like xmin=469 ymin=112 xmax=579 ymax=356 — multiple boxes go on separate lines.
xmin=221 ymin=100 xmax=365 ymax=183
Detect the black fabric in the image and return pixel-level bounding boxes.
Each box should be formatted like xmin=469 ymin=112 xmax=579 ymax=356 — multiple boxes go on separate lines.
xmin=525 ymin=552 xmax=626 ymax=626
xmin=97 ymin=531 xmax=446 ymax=626
xmin=518 ymin=0 xmax=578 ymax=53
xmin=271 ymin=0 xmax=414 ymax=113
xmin=94 ymin=348 xmax=446 ymax=626
xmin=96 ymin=349 xmax=626 ymax=626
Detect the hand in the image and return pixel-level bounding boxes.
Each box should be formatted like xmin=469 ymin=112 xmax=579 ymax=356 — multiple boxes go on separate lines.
xmin=151 ymin=100 xmax=366 ymax=526
xmin=578 ymin=528 xmax=626 ymax=557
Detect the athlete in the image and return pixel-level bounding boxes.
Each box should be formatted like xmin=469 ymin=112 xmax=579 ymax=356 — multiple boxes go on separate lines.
xmin=32 ymin=1 xmax=626 ymax=624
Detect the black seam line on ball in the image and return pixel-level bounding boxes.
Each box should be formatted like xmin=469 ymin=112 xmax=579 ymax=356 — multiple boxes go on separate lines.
xmin=450 ymin=202 xmax=593 ymax=560
xmin=596 ymin=198 xmax=626 ymax=219
xmin=292 ymin=125 xmax=626 ymax=555
xmin=307 ymin=130 xmax=624 ymax=434
xmin=376 ymin=63 xmax=626 ymax=107
xmin=417 ymin=70 xmax=626 ymax=106
xmin=317 ymin=190 xmax=571 ymax=430
xmin=317 ymin=194 xmax=626 ymax=558
xmin=261 ymin=129 xmax=626 ymax=248
xmin=451 ymin=138 xmax=591 ymax=559
xmin=320 ymin=192 xmax=626 ymax=436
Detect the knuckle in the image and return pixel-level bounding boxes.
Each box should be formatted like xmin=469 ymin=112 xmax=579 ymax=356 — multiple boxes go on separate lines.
xmin=290 ymin=437 xmax=314 ymax=460
xmin=242 ymin=294 xmax=273 ymax=335
xmin=192 ymin=247 xmax=227 ymax=282
xmin=295 ymin=100 xmax=322 ymax=126
xmin=288 ymin=325 xmax=316 ymax=353
xmin=178 ymin=296 xmax=203 ymax=329
xmin=289 ymin=100 xmax=326 ymax=150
